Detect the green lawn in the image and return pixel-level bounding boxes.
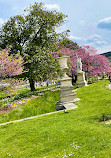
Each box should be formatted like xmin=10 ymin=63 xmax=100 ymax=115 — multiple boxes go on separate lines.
xmin=0 ymin=80 xmax=111 ymax=158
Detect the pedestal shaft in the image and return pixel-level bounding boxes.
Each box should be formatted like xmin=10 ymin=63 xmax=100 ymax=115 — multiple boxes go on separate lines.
xmin=56 ymin=56 xmax=78 ymax=111
xmin=77 ymin=72 xmax=87 ymax=87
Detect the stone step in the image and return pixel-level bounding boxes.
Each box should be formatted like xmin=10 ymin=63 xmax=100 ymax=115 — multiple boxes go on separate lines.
xmin=55 ymin=101 xmax=78 ymax=111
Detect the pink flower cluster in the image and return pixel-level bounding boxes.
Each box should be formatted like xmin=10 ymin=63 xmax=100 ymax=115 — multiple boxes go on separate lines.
xmin=0 ymin=47 xmax=25 ymax=95
xmin=0 ymin=47 xmax=23 ymax=78
xmin=54 ymin=45 xmax=111 ymax=77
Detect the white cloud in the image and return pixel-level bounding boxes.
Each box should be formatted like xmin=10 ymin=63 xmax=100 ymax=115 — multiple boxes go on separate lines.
xmin=69 ymin=34 xmax=106 ymax=47
xmin=69 ymin=34 xmax=108 ymax=53
xmin=84 ymin=34 xmax=107 ymax=47
xmin=95 ymin=40 xmax=106 ymax=45
xmin=99 ymin=17 xmax=111 ymax=23
xmin=85 ymin=40 xmax=106 ymax=47
xmin=97 ymin=17 xmax=111 ymax=30
xmin=87 ymin=34 xmax=106 ymax=45
xmin=44 ymin=4 xmax=60 ymax=11
xmin=96 ymin=45 xmax=111 ymax=54
xmin=69 ymin=34 xmax=102 ymax=43
xmin=69 ymin=35 xmax=84 ymax=41
xmin=87 ymin=34 xmax=102 ymax=41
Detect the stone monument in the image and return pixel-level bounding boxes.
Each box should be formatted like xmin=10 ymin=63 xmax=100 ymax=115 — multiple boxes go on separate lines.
xmin=76 ymin=54 xmax=87 ymax=87
xmin=55 ymin=56 xmax=78 ymax=111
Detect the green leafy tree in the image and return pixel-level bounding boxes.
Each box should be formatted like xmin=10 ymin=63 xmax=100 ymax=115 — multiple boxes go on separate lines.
xmin=0 ymin=2 xmax=69 ymax=91
xmin=58 ymin=38 xmax=78 ymax=50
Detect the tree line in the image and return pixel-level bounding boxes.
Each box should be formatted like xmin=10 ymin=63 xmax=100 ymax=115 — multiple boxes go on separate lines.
xmin=0 ymin=2 xmax=111 ymax=92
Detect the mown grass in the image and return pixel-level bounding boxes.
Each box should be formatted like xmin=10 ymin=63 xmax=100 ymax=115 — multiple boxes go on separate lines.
xmin=0 ymin=80 xmax=111 ymax=158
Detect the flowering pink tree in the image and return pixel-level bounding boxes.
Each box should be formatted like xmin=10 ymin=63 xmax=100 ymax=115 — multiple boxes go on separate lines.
xmin=54 ymin=44 xmax=111 ymax=78
xmin=0 ymin=47 xmax=23 ymax=78
xmin=0 ymin=47 xmax=24 ymax=94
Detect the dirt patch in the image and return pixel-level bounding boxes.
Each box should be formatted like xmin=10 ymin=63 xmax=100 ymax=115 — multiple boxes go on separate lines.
xmin=0 ymin=89 xmax=59 ymax=115
xmin=0 ymin=106 xmax=14 ymax=114
xmin=0 ymin=95 xmax=39 ymax=115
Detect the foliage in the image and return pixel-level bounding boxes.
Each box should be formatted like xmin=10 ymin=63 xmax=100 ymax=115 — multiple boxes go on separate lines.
xmin=0 ymin=47 xmax=23 ymax=78
xmin=0 ymin=85 xmax=57 ymax=99
xmin=0 ymin=85 xmax=59 ymax=107
xmin=0 ymin=47 xmax=24 ymax=95
xmin=24 ymin=48 xmax=60 ymax=90
xmin=54 ymin=42 xmax=111 ymax=77
xmin=0 ymin=80 xmax=111 ymax=157
xmin=58 ymin=38 xmax=78 ymax=50
xmin=0 ymin=90 xmax=60 ymax=123
xmin=0 ymin=2 xmax=69 ymax=91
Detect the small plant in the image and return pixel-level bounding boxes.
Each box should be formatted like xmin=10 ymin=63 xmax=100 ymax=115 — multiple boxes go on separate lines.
xmin=98 ymin=113 xmax=111 ymax=122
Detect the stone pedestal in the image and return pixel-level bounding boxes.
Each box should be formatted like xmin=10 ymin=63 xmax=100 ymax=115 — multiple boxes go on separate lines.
xmin=77 ymin=71 xmax=87 ymax=88
xmin=55 ymin=56 xmax=78 ymax=111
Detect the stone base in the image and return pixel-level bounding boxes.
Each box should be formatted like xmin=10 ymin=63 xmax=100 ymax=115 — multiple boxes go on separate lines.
xmin=77 ymin=81 xmax=87 ymax=88
xmin=77 ymin=72 xmax=87 ymax=88
xmin=55 ymin=101 xmax=65 ymax=111
xmin=55 ymin=101 xmax=78 ymax=111
xmin=55 ymin=71 xmax=79 ymax=111
xmin=60 ymin=91 xmax=76 ymax=102
xmin=55 ymin=85 xmax=80 ymax=111
xmin=73 ymin=97 xmax=80 ymax=102
xmin=60 ymin=86 xmax=76 ymax=102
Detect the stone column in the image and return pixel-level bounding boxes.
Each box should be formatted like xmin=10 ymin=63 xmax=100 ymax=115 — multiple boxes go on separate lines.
xmin=55 ymin=56 xmax=78 ymax=111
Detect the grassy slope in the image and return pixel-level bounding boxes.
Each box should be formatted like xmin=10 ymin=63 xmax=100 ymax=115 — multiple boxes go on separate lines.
xmin=0 ymin=80 xmax=111 ymax=158
xmin=0 ymin=90 xmax=60 ymax=123
xmin=0 ymin=85 xmax=58 ymax=100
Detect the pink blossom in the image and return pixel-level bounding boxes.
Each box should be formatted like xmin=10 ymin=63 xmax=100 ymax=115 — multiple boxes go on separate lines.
xmin=53 ymin=44 xmax=111 ymax=77
xmin=0 ymin=47 xmax=24 ymax=78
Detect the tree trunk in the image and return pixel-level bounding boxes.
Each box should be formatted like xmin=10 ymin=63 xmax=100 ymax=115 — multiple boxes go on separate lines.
xmin=29 ymin=78 xmax=35 ymax=91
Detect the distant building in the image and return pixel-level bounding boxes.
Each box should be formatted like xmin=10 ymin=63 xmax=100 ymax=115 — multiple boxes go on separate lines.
xmin=100 ymin=51 xmax=111 ymax=62
xmin=100 ymin=52 xmax=111 ymax=78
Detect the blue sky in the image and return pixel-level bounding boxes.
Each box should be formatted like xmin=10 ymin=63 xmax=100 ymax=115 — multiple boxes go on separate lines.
xmin=1 ymin=0 xmax=111 ymax=54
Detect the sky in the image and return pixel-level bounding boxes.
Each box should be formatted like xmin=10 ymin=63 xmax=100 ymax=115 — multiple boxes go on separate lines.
xmin=1 ymin=0 xmax=111 ymax=54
